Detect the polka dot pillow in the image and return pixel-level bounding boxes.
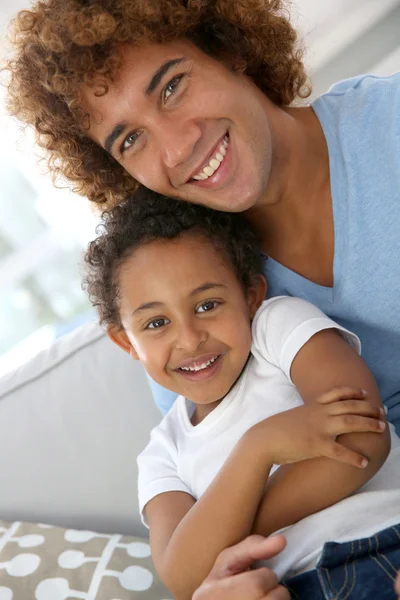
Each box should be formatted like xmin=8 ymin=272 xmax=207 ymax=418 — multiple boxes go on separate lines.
xmin=0 ymin=520 xmax=172 ymax=599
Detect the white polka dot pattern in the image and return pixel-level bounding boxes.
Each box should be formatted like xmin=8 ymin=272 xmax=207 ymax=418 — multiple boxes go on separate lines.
xmin=0 ymin=520 xmax=170 ymax=600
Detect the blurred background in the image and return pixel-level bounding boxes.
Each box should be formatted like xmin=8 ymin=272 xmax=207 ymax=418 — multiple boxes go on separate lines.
xmin=0 ymin=0 xmax=399 ymax=375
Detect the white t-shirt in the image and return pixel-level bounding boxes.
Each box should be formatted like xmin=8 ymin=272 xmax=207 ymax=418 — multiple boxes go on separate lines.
xmin=137 ymin=297 xmax=400 ymax=579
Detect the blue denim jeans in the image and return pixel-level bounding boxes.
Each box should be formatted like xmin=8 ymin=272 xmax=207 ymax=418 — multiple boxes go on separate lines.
xmin=284 ymin=523 xmax=400 ymax=599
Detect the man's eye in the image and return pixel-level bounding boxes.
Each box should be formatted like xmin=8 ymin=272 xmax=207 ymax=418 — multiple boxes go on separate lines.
xmin=163 ymin=75 xmax=183 ymax=103
xmin=197 ymin=301 xmax=218 ymax=314
xmin=121 ymin=131 xmax=141 ymax=154
xmin=146 ymin=318 xmax=169 ymax=330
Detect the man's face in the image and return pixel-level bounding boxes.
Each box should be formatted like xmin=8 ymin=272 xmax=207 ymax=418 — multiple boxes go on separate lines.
xmin=81 ymin=40 xmax=274 ymax=212
xmin=114 ymin=233 xmax=264 ymax=407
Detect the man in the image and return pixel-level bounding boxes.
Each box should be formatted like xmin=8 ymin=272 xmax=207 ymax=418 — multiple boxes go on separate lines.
xmin=193 ymin=536 xmax=289 ymax=600
xmin=6 ymin=0 xmax=400 ymax=435
xmin=5 ymin=0 xmax=400 ymax=597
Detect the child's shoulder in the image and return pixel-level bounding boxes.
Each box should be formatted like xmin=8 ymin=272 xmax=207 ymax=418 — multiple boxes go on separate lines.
xmin=253 ymin=296 xmax=326 ymax=328
xmin=148 ymin=394 xmax=187 ymax=445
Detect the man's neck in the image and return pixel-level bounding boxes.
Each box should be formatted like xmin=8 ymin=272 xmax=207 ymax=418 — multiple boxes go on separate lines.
xmin=245 ymin=103 xmax=334 ymax=285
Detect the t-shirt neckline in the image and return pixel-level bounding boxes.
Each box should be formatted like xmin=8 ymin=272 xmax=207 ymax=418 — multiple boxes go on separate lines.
xmin=265 ymin=102 xmax=348 ymax=305
xmin=178 ymin=359 xmax=251 ymax=436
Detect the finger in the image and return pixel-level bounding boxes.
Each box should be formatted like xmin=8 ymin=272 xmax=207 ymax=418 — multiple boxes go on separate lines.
xmin=317 ymin=387 xmax=367 ymax=405
xmin=211 ymin=535 xmax=286 ymax=578
xmin=194 ymin=568 xmax=282 ymax=600
xmin=329 ymin=399 xmax=382 ymax=418
xmin=395 ymin=570 xmax=400 ymax=594
xmin=265 ymin=585 xmax=291 ymax=600
xmin=324 ymin=440 xmax=369 ymax=468
xmin=328 ymin=414 xmax=386 ymax=436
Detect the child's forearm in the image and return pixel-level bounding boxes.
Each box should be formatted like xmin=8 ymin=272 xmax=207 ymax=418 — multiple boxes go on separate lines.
xmin=157 ymin=430 xmax=273 ymax=600
xmin=252 ymin=429 xmax=390 ymax=537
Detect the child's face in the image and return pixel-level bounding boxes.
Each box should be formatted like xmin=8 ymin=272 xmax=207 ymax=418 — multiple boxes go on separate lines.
xmin=109 ymin=232 xmax=265 ymax=408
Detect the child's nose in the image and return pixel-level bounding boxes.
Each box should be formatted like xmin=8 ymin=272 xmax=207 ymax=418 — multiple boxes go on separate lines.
xmin=176 ymin=322 xmax=207 ymax=352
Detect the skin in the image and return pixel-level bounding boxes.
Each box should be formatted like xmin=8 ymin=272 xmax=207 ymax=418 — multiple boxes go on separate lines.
xmin=80 ymin=39 xmax=334 ymax=286
xmin=108 ymin=232 xmax=266 ymax=421
xmin=192 ymin=535 xmax=290 ymax=600
xmin=106 ymin=231 xmax=388 ymax=599
xmin=80 ymin=38 xmax=395 ymax=598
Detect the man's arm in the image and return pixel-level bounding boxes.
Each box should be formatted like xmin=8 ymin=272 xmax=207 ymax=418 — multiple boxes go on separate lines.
xmin=193 ymin=535 xmax=289 ymax=600
xmin=252 ymin=328 xmax=390 ymax=537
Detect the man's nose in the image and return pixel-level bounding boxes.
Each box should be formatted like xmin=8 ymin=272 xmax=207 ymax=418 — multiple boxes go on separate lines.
xmin=158 ymin=119 xmax=202 ymax=170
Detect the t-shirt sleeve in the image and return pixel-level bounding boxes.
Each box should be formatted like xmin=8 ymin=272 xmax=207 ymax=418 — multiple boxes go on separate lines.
xmin=137 ymin=416 xmax=193 ymax=527
xmin=251 ymin=297 xmax=361 ymax=383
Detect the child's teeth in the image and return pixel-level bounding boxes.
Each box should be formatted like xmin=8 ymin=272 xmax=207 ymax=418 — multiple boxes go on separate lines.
xmin=180 ymin=356 xmax=218 ymax=372
xmin=216 ymin=153 xmax=223 ymax=161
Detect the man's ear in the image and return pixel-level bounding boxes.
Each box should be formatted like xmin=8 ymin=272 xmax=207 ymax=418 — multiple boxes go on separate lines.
xmin=247 ymin=274 xmax=267 ymax=320
xmin=107 ymin=325 xmax=139 ymax=360
xmin=232 ymin=56 xmax=247 ymax=75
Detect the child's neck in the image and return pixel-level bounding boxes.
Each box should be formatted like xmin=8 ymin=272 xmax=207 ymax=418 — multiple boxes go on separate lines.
xmin=190 ymin=399 xmax=223 ymax=426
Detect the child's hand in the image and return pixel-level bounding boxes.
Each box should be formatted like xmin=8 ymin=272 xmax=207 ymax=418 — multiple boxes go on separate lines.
xmin=248 ymin=387 xmax=386 ymax=469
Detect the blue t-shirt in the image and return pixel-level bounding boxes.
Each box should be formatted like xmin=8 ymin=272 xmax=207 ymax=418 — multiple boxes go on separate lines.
xmin=150 ymin=72 xmax=400 ymax=436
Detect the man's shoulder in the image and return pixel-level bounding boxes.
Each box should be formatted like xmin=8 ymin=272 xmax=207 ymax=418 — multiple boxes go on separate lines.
xmin=312 ymin=72 xmax=400 ymax=124
xmin=317 ymin=72 xmax=400 ymax=101
xmin=312 ymin=71 xmax=400 ymax=158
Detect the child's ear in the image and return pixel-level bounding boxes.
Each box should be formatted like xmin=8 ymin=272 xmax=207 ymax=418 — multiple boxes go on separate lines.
xmin=247 ymin=274 xmax=267 ymax=319
xmin=107 ymin=325 xmax=139 ymax=360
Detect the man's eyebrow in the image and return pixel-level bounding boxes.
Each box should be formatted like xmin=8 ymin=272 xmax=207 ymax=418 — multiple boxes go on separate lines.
xmin=104 ymin=122 xmax=128 ymax=155
xmin=103 ymin=58 xmax=185 ymax=154
xmin=145 ymin=57 xmax=185 ymax=96
xmin=189 ymin=283 xmax=227 ymax=296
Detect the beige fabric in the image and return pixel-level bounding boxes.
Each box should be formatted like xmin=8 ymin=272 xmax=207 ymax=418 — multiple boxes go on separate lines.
xmin=0 ymin=520 xmax=171 ymax=599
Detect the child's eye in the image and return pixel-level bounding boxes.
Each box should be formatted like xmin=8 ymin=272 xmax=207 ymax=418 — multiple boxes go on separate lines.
xmin=163 ymin=75 xmax=184 ymax=103
xmin=120 ymin=130 xmax=141 ymax=154
xmin=196 ymin=300 xmax=219 ymax=314
xmin=146 ymin=317 xmax=170 ymax=330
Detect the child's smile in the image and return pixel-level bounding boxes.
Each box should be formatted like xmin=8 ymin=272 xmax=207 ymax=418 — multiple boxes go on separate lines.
xmin=114 ymin=231 xmax=265 ymax=412
xmin=173 ymin=352 xmax=225 ymax=382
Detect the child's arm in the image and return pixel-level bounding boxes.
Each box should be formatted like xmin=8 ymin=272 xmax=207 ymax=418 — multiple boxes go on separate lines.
xmin=251 ymin=328 xmax=390 ymax=537
xmin=145 ymin=388 xmax=383 ymax=600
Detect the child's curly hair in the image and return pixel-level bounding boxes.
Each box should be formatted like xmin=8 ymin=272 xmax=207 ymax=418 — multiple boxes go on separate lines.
xmin=83 ymin=188 xmax=264 ymax=329
xmin=4 ymin=0 xmax=310 ymax=208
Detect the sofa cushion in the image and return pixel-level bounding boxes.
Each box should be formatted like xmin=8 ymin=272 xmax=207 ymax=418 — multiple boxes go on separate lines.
xmin=0 ymin=519 xmax=171 ymax=599
xmin=0 ymin=322 xmax=161 ymax=536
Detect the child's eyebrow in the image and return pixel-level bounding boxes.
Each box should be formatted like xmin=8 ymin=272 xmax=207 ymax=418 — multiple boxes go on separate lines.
xmin=131 ymin=301 xmax=163 ymax=316
xmin=189 ymin=283 xmax=227 ymax=296
xmin=131 ymin=284 xmax=226 ymax=316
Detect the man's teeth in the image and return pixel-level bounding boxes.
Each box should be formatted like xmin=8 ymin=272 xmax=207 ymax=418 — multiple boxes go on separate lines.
xmin=193 ymin=136 xmax=229 ymax=181
xmin=180 ymin=356 xmax=218 ymax=372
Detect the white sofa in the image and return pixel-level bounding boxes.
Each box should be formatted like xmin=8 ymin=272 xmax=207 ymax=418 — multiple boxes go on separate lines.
xmin=0 ymin=320 xmax=162 ymax=538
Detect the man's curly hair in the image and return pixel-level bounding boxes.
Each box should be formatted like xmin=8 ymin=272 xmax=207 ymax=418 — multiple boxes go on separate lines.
xmin=4 ymin=0 xmax=310 ymax=207
xmin=83 ymin=188 xmax=264 ymax=329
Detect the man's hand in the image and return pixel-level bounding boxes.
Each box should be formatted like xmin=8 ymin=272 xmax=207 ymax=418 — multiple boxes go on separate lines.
xmin=192 ymin=535 xmax=289 ymax=600
xmin=395 ymin=570 xmax=400 ymax=599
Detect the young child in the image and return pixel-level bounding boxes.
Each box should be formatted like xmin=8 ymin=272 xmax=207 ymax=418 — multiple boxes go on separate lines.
xmin=83 ymin=189 xmax=400 ymax=600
